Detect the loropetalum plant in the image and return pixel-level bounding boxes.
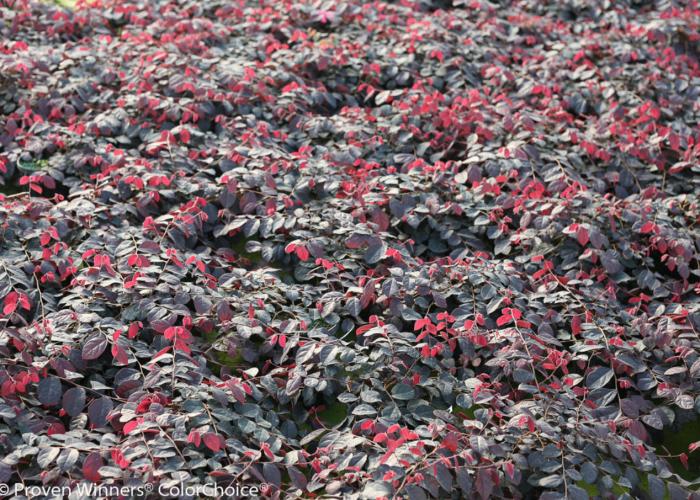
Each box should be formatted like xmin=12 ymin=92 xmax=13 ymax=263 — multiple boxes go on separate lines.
xmin=0 ymin=0 xmax=699 ymax=498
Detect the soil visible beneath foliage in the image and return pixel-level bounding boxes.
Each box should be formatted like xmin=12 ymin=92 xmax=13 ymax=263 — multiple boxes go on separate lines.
xmin=0 ymin=0 xmax=699 ymax=498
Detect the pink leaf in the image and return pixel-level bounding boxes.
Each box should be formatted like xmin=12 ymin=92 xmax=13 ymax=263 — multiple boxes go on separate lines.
xmin=82 ymin=452 xmax=102 ymax=482
xmin=203 ymin=432 xmax=222 ymax=452
xmin=576 ymin=227 xmax=589 ymax=246
xmin=123 ymin=420 xmax=139 ymax=435
xmin=640 ymin=222 xmax=655 ymax=234
xmin=505 ymin=461 xmax=515 ymax=480
xmin=572 ymin=315 xmax=582 ymax=336
xmin=295 ymin=246 xmax=309 ymax=261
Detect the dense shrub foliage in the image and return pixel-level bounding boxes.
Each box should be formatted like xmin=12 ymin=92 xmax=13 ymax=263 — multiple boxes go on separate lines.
xmin=1 ymin=0 xmax=699 ymax=498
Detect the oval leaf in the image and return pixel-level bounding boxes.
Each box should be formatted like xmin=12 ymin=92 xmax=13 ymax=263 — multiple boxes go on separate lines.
xmin=62 ymin=387 xmax=86 ymax=417
xmin=82 ymin=333 xmax=108 ymax=361
xmin=586 ymin=367 xmax=614 ymax=390
xmin=37 ymin=377 xmax=63 ymax=407
xmin=88 ymin=396 xmax=114 ymax=428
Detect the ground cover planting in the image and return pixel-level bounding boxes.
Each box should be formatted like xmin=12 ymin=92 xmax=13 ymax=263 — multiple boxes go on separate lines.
xmin=0 ymin=0 xmax=699 ymax=497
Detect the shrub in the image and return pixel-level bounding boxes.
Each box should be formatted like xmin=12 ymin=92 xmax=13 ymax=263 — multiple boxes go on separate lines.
xmin=0 ymin=0 xmax=699 ymax=498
